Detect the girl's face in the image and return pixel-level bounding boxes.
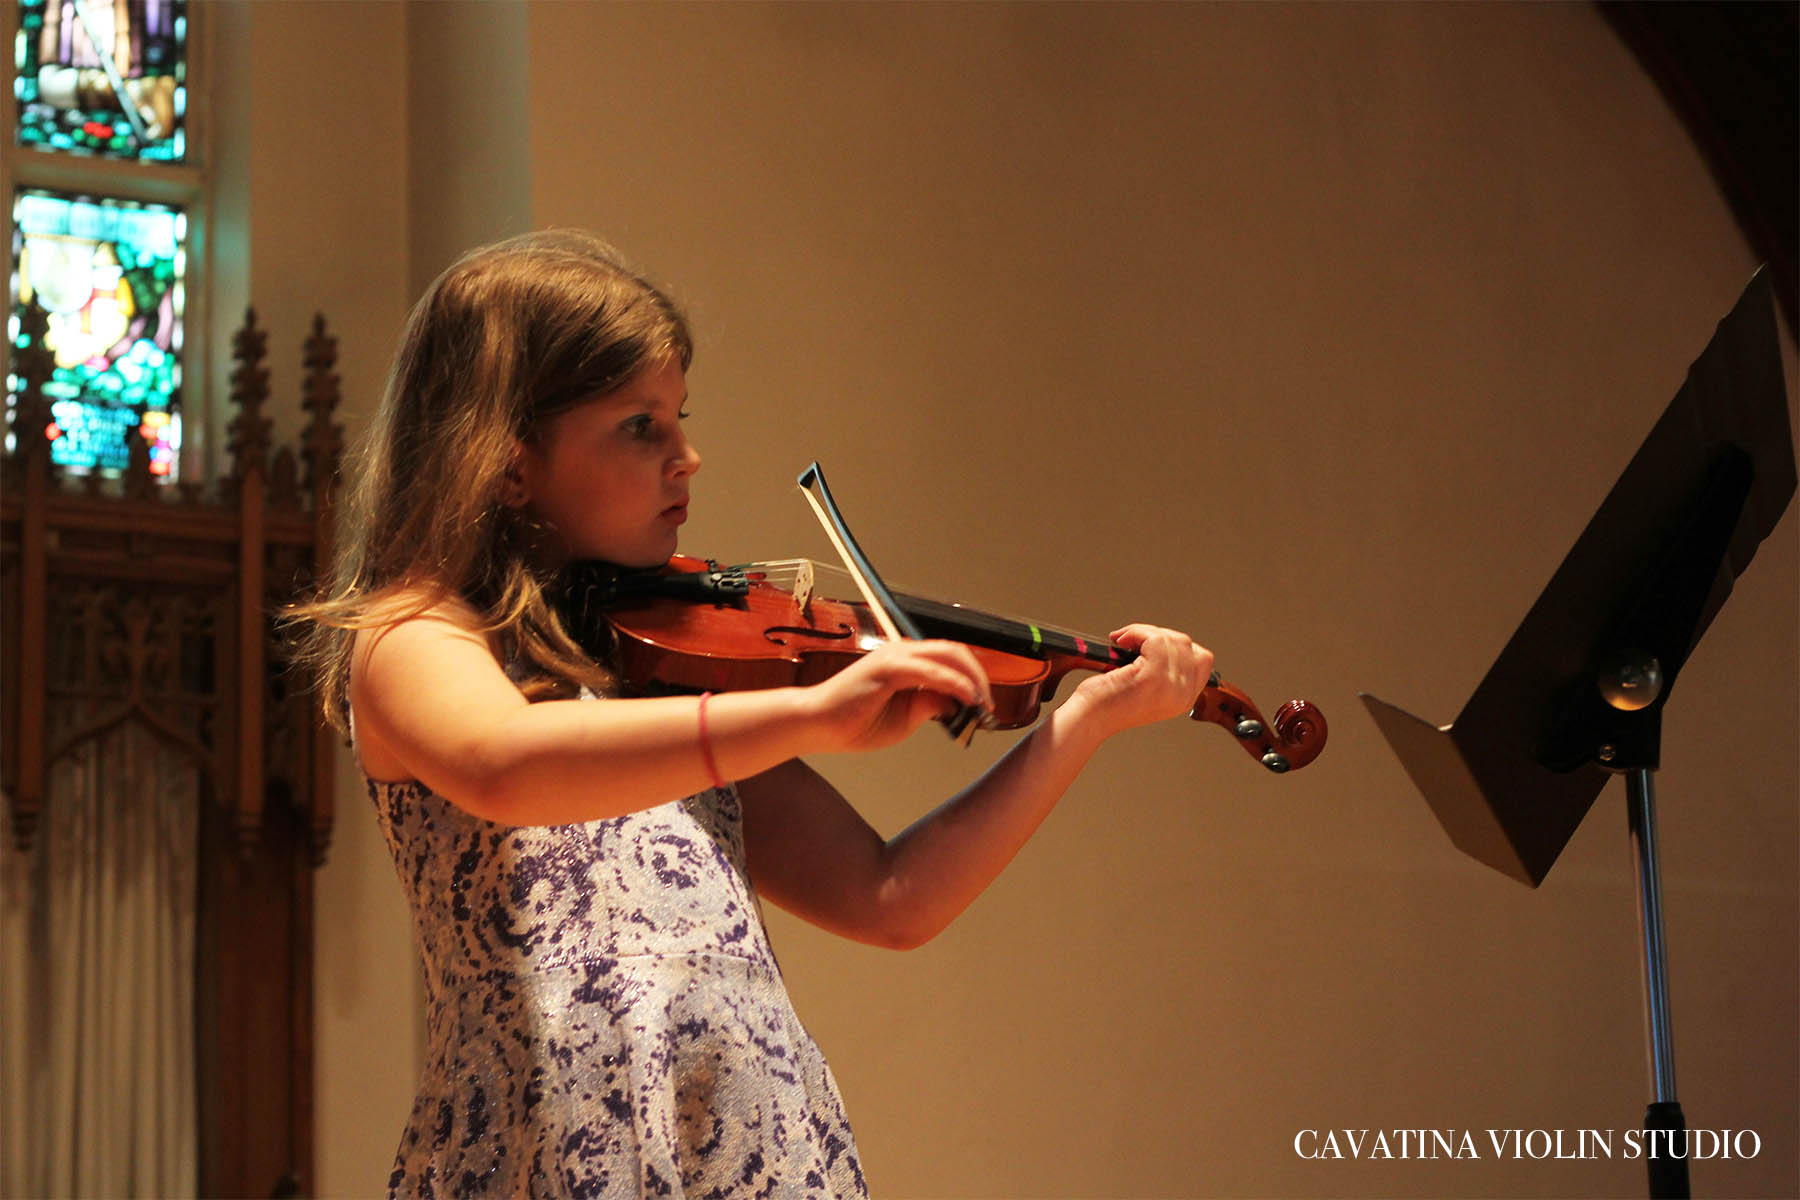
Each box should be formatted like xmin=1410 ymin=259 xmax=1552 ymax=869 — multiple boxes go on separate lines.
xmin=514 ymin=357 xmax=700 ymax=568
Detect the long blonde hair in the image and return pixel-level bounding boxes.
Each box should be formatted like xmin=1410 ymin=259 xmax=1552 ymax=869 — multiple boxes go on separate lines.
xmin=289 ymin=230 xmax=694 ymax=731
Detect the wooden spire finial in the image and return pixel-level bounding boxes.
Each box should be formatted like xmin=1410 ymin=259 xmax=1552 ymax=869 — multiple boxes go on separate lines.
xmin=227 ymin=307 xmax=273 ymax=489
xmin=11 ymin=300 xmax=59 ymax=476
xmin=300 ymin=312 xmax=344 ymax=501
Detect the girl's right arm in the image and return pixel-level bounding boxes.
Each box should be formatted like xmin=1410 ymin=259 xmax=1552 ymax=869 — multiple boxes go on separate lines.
xmin=350 ymin=594 xmax=992 ymax=826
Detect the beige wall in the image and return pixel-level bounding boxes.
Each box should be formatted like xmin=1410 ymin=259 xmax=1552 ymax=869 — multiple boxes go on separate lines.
xmin=248 ymin=3 xmax=1796 ymax=1196
xmin=218 ymin=3 xmax=420 ymax=1195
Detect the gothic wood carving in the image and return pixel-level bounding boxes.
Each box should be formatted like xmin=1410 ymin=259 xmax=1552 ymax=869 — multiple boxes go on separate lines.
xmin=2 ymin=302 xmax=343 ymax=1196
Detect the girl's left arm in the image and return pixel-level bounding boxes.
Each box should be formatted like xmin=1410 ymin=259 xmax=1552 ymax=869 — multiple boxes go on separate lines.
xmin=738 ymin=623 xmax=1209 ymax=950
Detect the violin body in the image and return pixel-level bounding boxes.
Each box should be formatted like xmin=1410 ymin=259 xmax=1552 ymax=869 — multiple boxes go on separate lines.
xmin=561 ymin=554 xmax=1327 ymax=772
xmin=593 ymin=556 xmax=1099 ymax=728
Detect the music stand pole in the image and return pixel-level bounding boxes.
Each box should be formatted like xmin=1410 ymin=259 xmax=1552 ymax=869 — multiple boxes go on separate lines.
xmin=1626 ymin=765 xmax=1688 ymax=1199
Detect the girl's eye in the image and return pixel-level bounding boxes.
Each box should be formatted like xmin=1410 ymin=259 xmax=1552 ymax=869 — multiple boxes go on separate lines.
xmin=622 ymin=409 xmax=688 ymax=440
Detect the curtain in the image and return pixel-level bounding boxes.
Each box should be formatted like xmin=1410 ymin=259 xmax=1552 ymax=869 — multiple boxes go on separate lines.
xmin=0 ymin=717 xmax=198 ymax=1198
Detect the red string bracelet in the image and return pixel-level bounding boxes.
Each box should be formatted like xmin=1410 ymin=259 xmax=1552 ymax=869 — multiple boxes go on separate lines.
xmin=697 ymin=691 xmax=726 ymax=790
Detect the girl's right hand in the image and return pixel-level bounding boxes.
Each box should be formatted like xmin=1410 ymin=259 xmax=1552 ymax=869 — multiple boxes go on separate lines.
xmin=804 ymin=640 xmax=993 ymax=753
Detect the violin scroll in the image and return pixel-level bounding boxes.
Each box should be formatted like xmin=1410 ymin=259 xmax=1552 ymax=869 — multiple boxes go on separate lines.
xmin=1191 ymin=678 xmax=1328 ymax=773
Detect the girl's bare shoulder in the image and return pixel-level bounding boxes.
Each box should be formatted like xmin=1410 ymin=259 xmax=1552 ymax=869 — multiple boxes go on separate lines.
xmin=354 ymin=584 xmax=491 ymax=651
xmin=350 ymin=586 xmax=518 ymax=781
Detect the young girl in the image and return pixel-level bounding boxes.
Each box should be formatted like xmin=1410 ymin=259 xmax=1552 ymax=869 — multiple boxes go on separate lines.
xmin=294 ymin=230 xmax=1211 ymax=1197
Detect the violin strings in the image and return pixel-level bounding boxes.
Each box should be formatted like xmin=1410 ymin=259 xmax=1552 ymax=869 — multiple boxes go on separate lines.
xmin=736 ymin=558 xmax=1119 ymax=667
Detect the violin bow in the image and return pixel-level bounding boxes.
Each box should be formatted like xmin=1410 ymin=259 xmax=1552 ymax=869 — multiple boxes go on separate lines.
xmin=796 ymin=462 xmax=1326 ymax=770
xmin=797 ymin=462 xmax=991 ymax=742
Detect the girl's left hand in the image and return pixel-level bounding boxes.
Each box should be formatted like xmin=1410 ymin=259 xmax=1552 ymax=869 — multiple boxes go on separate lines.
xmin=1066 ymin=623 xmax=1213 ymax=738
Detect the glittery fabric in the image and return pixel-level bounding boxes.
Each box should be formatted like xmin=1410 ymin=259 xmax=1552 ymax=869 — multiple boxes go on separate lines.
xmin=369 ymin=775 xmax=867 ymax=1198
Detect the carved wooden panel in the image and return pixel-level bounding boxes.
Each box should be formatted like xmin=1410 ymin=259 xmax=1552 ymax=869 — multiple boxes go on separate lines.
xmin=2 ymin=302 xmax=342 ymax=1196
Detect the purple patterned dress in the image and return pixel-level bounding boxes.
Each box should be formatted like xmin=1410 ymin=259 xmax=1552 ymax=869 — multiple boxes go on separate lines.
xmin=369 ymin=775 xmax=867 ymax=1197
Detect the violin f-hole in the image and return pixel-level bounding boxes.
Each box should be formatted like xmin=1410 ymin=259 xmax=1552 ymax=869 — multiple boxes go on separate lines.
xmin=763 ymin=623 xmax=856 ymax=647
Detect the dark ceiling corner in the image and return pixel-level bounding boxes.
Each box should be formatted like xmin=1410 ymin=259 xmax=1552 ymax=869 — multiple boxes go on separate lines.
xmin=1599 ymin=1 xmax=1799 ymax=339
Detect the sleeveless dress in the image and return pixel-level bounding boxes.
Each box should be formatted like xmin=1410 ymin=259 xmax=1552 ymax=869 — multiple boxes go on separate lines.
xmin=368 ymin=773 xmax=868 ymax=1198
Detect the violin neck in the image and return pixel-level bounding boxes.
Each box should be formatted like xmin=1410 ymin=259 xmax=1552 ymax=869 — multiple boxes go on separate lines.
xmin=892 ymin=590 xmax=1130 ymax=670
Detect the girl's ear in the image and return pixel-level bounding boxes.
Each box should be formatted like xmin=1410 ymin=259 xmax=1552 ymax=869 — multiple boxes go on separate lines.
xmin=501 ymin=445 xmax=531 ymax=508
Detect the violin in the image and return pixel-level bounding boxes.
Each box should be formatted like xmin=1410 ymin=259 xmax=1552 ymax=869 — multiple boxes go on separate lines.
xmin=558 ymin=554 xmax=1328 ymax=773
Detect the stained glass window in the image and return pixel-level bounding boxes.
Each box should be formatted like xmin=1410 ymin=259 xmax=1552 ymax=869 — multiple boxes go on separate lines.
xmin=8 ymin=188 xmax=185 ymax=477
xmin=14 ymin=0 xmax=188 ymax=162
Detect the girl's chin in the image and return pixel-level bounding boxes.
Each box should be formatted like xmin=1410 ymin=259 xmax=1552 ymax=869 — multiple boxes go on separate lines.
xmin=541 ymin=540 xmax=674 ymax=571
xmin=604 ymin=534 xmax=680 ymax=570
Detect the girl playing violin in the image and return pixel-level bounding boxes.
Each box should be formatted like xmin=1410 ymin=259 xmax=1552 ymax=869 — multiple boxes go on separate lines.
xmin=291 ymin=229 xmax=1212 ymax=1197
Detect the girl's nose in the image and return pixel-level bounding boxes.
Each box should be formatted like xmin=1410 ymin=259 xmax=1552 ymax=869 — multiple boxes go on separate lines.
xmin=672 ymin=434 xmax=701 ymax=478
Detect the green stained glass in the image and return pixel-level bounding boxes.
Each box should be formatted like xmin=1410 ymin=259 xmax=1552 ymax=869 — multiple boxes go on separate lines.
xmin=8 ymin=188 xmax=185 ymax=478
xmin=14 ymin=0 xmax=188 ymax=163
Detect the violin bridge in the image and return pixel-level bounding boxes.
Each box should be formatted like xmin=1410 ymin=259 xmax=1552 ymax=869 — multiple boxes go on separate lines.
xmin=793 ymin=558 xmax=815 ymax=618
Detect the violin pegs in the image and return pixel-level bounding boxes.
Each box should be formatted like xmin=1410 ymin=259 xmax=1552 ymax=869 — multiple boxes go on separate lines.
xmin=1191 ymin=681 xmax=1328 ymax=772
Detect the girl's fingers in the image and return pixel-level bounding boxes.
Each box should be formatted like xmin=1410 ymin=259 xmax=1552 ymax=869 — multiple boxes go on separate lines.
xmin=843 ymin=640 xmax=991 ymax=709
xmin=812 ymin=639 xmax=996 ymax=751
xmin=890 ymin=659 xmax=982 ymax=710
xmin=885 ymin=640 xmax=992 ymax=708
xmin=1107 ymin=624 xmax=1214 ymax=693
xmin=1109 ymin=624 xmax=1149 ymax=649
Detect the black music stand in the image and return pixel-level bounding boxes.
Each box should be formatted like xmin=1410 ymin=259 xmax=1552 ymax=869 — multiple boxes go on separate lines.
xmin=1360 ymin=270 xmax=1795 ymax=1200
